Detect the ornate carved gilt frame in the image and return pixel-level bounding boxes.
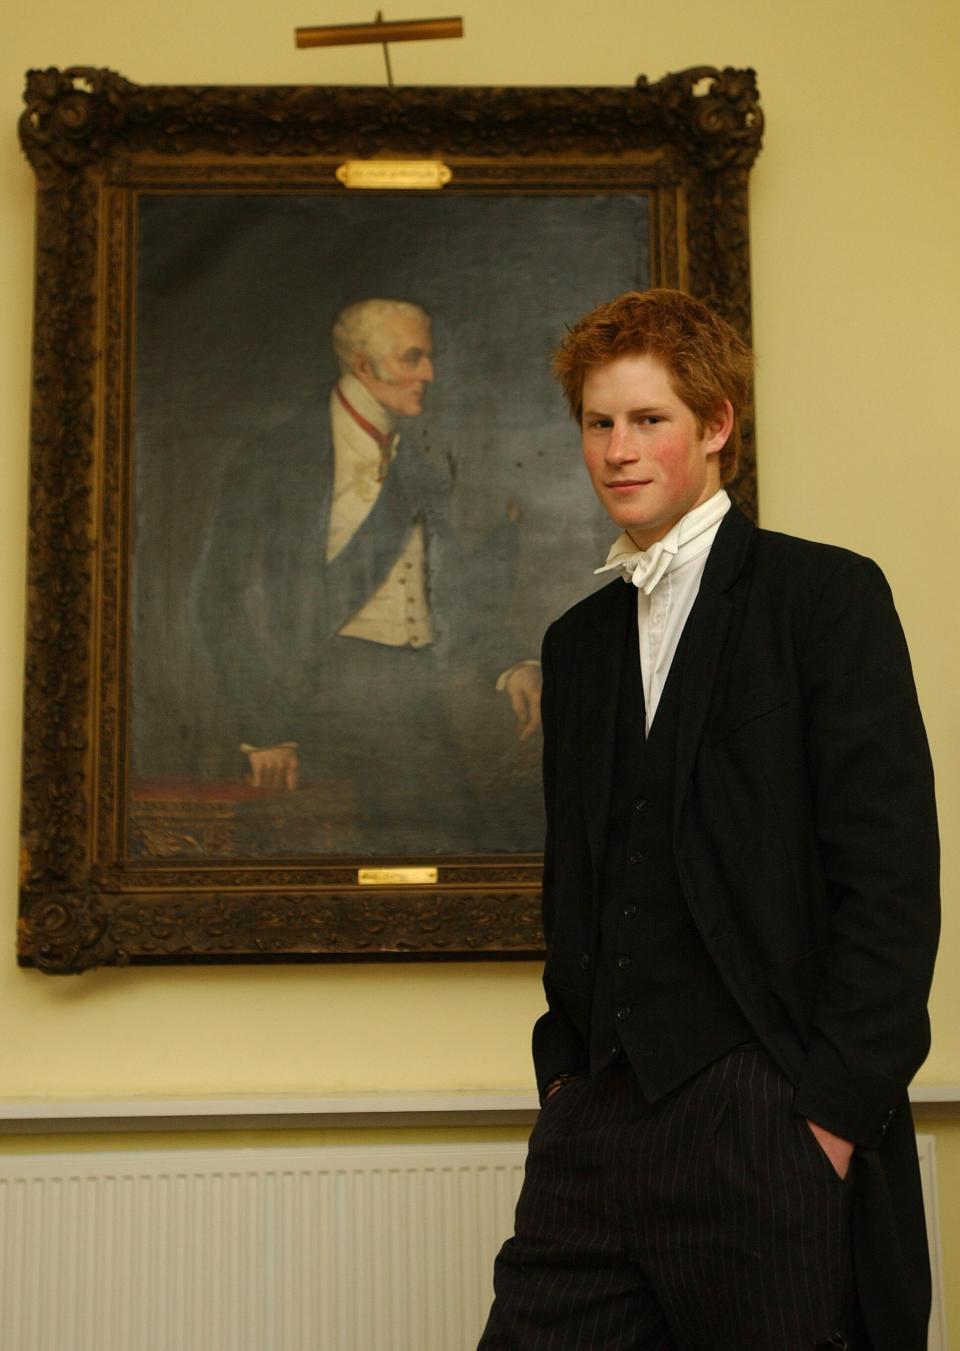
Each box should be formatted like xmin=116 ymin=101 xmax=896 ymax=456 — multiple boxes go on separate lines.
xmin=17 ymin=67 xmax=763 ymax=971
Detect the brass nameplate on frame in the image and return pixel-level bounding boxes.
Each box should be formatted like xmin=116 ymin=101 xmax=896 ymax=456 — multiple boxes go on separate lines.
xmin=336 ymin=160 xmax=452 ymax=189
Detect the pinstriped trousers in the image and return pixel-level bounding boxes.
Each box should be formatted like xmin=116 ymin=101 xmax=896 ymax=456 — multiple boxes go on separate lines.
xmin=478 ymin=1046 xmax=854 ymax=1351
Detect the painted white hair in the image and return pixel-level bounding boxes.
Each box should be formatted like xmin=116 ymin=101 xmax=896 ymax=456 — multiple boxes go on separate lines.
xmin=332 ymin=299 xmax=430 ymax=375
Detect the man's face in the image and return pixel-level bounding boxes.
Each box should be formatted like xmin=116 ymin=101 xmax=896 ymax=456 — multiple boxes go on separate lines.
xmin=354 ymin=313 xmax=434 ymax=418
xmin=580 ymin=353 xmax=731 ymax=549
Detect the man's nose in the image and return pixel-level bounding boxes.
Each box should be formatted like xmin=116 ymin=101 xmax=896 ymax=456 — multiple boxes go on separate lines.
xmin=420 ymin=356 xmax=435 ymax=382
xmin=605 ymin=424 xmax=635 ymax=462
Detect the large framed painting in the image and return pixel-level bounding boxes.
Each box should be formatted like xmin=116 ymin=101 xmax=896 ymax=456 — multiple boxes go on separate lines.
xmin=17 ymin=66 xmax=763 ymax=970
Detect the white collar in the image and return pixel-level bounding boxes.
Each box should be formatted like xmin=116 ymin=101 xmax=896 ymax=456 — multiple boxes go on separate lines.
xmin=595 ymin=489 xmax=731 ymax=595
xmin=337 ymin=371 xmax=398 ymax=437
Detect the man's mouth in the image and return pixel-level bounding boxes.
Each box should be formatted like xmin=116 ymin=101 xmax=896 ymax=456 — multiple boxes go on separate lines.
xmin=606 ymin=479 xmax=652 ymax=491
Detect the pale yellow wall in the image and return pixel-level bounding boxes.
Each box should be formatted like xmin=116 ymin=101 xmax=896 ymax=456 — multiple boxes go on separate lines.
xmin=1 ymin=0 xmax=957 ymax=1095
xmin=2 ymin=1 xmax=959 ymax=1343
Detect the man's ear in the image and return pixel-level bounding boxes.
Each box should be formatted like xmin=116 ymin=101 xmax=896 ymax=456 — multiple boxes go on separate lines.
xmin=352 ymin=352 xmax=374 ymax=384
xmin=704 ymin=399 xmax=734 ymax=455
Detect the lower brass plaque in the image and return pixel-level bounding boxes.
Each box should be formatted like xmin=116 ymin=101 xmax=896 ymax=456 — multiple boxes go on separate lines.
xmin=357 ymin=866 xmax=439 ymax=885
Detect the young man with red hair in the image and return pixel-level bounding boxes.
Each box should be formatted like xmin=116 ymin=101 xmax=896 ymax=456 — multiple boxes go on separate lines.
xmin=479 ymin=290 xmax=939 ymax=1351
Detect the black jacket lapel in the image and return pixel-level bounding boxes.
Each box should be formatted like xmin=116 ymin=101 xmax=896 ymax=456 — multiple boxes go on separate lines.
xmin=673 ymin=505 xmax=756 ymax=813
xmin=579 ymin=580 xmax=636 ymax=896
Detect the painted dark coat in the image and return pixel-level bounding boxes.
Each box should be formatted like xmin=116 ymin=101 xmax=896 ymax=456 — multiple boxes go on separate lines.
xmin=534 ymin=504 xmax=940 ymax=1351
xmin=194 ymin=395 xmax=519 ymax=768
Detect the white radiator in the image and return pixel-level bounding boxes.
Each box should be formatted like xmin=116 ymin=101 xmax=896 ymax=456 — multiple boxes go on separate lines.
xmin=0 ymin=1135 xmax=947 ymax=1351
xmin=0 ymin=1141 xmax=526 ymax=1351
xmin=918 ymin=1133 xmax=950 ymax=1351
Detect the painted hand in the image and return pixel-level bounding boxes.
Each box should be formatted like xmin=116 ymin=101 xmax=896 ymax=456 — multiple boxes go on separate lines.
xmin=245 ymin=744 xmax=300 ymax=791
xmin=504 ymin=665 xmax=543 ymax=743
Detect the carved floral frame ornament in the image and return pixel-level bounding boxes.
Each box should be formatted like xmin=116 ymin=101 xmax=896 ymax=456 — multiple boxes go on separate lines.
xmin=17 ymin=67 xmax=763 ymax=972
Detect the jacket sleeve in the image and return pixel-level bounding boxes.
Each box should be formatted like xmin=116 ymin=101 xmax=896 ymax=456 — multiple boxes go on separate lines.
xmin=531 ymin=623 xmax=590 ymax=1100
xmin=193 ymin=448 xmax=306 ymax=751
xmin=792 ymin=555 xmax=940 ymax=1147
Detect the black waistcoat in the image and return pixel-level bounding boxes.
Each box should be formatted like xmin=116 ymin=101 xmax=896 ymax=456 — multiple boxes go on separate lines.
xmin=589 ymin=597 xmax=751 ymax=1099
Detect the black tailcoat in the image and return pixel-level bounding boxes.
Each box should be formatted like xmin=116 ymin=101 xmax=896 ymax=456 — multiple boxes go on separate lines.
xmin=534 ymin=505 xmax=940 ymax=1351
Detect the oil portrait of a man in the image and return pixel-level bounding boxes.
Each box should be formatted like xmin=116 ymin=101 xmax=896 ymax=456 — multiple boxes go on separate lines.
xmin=128 ymin=192 xmax=651 ymax=859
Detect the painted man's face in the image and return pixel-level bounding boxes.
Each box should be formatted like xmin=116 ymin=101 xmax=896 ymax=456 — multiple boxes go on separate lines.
xmin=580 ymin=353 xmax=731 ymax=550
xmin=355 ymin=313 xmax=434 ymax=418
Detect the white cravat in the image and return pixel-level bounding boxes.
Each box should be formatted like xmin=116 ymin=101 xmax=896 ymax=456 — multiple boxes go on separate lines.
xmin=595 ymin=490 xmax=731 ymax=733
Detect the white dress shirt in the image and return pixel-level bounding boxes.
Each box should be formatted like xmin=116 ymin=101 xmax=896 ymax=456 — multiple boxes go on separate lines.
xmin=595 ymin=489 xmax=731 ymax=735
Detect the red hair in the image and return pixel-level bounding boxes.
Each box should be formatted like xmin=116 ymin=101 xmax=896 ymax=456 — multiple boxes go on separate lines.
xmin=553 ymin=289 xmax=754 ymax=484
